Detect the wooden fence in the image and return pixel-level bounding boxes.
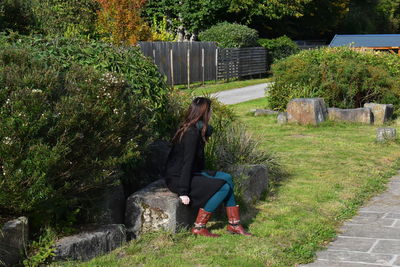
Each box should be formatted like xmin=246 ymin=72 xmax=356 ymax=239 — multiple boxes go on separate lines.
xmin=138 ymin=42 xmax=268 ymax=86
xmin=138 ymin=41 xmax=217 ymax=86
xmin=217 ymin=47 xmax=268 ymax=80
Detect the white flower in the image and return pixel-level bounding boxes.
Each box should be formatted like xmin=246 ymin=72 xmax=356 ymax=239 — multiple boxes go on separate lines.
xmin=32 ymin=89 xmax=43 ymax=94
xmin=3 ymin=137 xmax=12 ymax=145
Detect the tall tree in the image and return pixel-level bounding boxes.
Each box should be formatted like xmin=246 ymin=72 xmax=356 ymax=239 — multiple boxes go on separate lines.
xmin=96 ymin=0 xmax=152 ymax=44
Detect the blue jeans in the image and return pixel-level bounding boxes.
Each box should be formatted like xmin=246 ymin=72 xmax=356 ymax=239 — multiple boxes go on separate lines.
xmin=201 ymin=171 xmax=236 ymax=212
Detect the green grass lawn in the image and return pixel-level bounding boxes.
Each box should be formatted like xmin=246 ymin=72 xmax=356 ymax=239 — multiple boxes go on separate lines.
xmin=54 ymin=98 xmax=400 ymax=267
xmin=177 ymin=77 xmax=271 ymax=96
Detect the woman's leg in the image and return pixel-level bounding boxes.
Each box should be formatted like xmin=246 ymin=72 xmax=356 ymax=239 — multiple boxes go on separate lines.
xmin=224 ymin=186 xmax=236 ymax=207
xmin=203 ymin=183 xmax=230 ymax=212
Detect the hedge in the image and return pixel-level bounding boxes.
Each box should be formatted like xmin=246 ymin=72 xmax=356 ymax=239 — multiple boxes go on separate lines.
xmin=268 ymin=47 xmax=400 ymax=113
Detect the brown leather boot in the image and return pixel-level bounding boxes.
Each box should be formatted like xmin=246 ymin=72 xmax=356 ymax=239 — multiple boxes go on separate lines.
xmin=226 ymin=205 xmax=252 ymax=236
xmin=191 ymin=208 xmax=220 ymax=237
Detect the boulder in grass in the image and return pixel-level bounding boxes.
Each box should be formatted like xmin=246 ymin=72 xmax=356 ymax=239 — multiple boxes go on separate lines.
xmin=287 ymin=98 xmax=328 ymax=125
xmin=277 ymin=112 xmax=288 ymax=125
xmin=229 ymin=165 xmax=268 ymax=207
xmin=254 ymin=109 xmax=279 ymax=116
xmin=376 ymin=127 xmax=397 ymax=142
xmin=53 ymin=224 xmax=126 ymax=262
xmin=328 ymin=108 xmax=372 ymax=124
xmin=125 ymin=179 xmax=196 ymax=240
xmin=0 ymin=217 xmax=29 ymax=267
xmin=364 ymin=103 xmax=394 ymax=125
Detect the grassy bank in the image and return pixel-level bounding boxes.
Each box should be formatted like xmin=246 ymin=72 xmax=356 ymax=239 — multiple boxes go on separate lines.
xmin=177 ymin=77 xmax=270 ymax=96
xmin=54 ymin=98 xmax=400 ymax=267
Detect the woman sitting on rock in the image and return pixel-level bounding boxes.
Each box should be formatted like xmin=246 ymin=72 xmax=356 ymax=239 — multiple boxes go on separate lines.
xmin=164 ymin=97 xmax=251 ymax=237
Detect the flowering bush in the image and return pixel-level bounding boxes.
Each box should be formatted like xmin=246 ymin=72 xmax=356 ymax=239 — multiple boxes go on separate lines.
xmin=268 ymin=47 xmax=400 ymax=112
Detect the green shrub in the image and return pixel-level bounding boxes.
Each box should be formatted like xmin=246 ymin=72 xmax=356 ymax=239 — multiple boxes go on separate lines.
xmin=258 ymin=36 xmax=300 ymax=64
xmin=268 ymin=47 xmax=400 ymax=113
xmin=0 ymin=34 xmax=173 ymax=228
xmin=198 ymin=22 xmax=258 ymax=48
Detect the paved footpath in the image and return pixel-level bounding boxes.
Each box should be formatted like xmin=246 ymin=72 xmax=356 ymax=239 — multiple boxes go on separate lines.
xmin=210 ymin=82 xmax=271 ymax=105
xmin=302 ymin=171 xmax=400 ymax=267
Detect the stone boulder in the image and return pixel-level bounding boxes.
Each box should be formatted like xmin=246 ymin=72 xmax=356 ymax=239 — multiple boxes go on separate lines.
xmin=376 ymin=127 xmax=397 ymax=142
xmin=287 ymin=98 xmax=328 ymax=125
xmin=0 ymin=217 xmax=28 ymax=267
xmin=53 ymin=224 xmax=126 ymax=262
xmin=125 ymin=179 xmax=196 ymax=240
xmin=328 ymin=108 xmax=372 ymax=124
xmin=229 ymin=165 xmax=269 ymax=207
xmin=277 ymin=112 xmax=288 ymax=125
xmin=364 ymin=103 xmax=394 ymax=125
xmin=254 ymin=109 xmax=279 ymax=116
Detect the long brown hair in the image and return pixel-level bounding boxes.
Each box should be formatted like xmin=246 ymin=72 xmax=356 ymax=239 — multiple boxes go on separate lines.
xmin=172 ymin=97 xmax=211 ymax=143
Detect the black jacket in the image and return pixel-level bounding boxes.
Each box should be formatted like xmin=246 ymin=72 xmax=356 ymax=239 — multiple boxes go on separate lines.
xmin=164 ymin=125 xmax=225 ymax=207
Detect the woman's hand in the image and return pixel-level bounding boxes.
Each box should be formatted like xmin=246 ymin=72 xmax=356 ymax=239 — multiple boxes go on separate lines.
xmin=179 ymin=195 xmax=190 ymax=205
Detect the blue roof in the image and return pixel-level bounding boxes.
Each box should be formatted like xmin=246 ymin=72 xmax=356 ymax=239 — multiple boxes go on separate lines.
xmin=329 ymin=34 xmax=400 ymax=48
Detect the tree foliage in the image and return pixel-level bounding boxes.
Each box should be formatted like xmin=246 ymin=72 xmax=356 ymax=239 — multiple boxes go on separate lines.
xmin=199 ymin=22 xmax=258 ymax=48
xmin=144 ymin=0 xmax=231 ymax=40
xmin=96 ymin=0 xmax=152 ymax=44
xmin=32 ymin=0 xmax=100 ymax=38
xmin=0 ymin=0 xmax=36 ymax=34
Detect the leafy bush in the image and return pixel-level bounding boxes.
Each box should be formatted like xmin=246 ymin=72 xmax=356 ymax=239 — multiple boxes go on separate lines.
xmin=268 ymin=47 xmax=400 ymax=113
xmin=0 ymin=34 xmax=173 ymax=227
xmin=258 ymin=36 xmax=300 ymax=64
xmin=198 ymin=22 xmax=258 ymax=48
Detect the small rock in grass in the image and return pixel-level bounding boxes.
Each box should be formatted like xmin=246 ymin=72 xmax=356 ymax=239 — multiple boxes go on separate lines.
xmin=376 ymin=128 xmax=397 ymax=142
xmin=277 ymin=112 xmax=288 ymax=124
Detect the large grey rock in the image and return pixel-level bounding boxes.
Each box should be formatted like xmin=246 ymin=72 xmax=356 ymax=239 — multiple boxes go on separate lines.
xmin=277 ymin=112 xmax=288 ymax=125
xmin=85 ymin=181 xmax=126 ymax=225
xmin=53 ymin=224 xmax=126 ymax=262
xmin=0 ymin=217 xmax=28 ymax=267
xmin=125 ymin=179 xmax=196 ymax=240
xmin=228 ymin=165 xmax=269 ymax=207
xmin=328 ymin=108 xmax=372 ymax=124
xmin=364 ymin=103 xmax=394 ymax=125
xmin=376 ymin=127 xmax=397 ymax=142
xmin=254 ymin=109 xmax=279 ymax=116
xmin=287 ymin=98 xmax=328 ymax=125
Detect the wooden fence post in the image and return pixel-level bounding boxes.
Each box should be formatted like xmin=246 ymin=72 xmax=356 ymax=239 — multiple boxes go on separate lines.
xmin=202 ymin=48 xmax=205 ymax=86
xmin=152 ymin=49 xmax=156 ymax=64
xmin=170 ymin=48 xmax=174 ymax=87
xmin=187 ymin=46 xmax=190 ymax=89
xmin=215 ymin=48 xmax=218 ymax=83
